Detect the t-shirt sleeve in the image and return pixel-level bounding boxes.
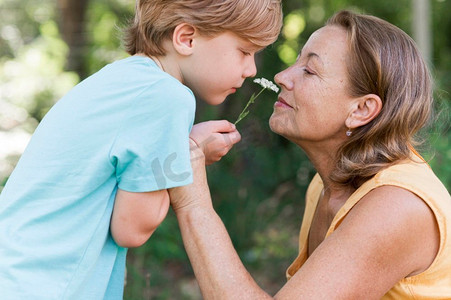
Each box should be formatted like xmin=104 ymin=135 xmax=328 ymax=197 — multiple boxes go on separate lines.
xmin=109 ymin=78 xmax=196 ymax=192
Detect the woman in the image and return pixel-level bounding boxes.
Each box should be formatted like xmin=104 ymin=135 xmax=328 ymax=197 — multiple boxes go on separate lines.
xmin=169 ymin=10 xmax=451 ymax=299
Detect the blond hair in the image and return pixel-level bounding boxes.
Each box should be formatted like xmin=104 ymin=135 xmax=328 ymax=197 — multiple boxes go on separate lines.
xmin=327 ymin=10 xmax=433 ymax=188
xmin=123 ymin=0 xmax=283 ymax=56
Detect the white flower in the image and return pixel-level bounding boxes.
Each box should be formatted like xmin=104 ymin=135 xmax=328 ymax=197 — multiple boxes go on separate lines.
xmin=234 ymin=77 xmax=279 ymax=125
xmin=253 ymin=77 xmax=279 ymax=93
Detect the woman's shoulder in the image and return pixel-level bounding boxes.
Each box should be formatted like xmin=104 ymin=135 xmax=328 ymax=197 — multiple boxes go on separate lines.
xmin=348 ymin=155 xmax=451 ymax=281
xmin=368 ymin=155 xmax=451 ymax=209
xmin=345 ymin=183 xmax=441 ymax=278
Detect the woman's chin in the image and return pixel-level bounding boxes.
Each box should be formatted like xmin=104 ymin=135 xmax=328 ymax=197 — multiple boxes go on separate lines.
xmin=269 ymin=113 xmax=301 ymax=144
xmin=268 ymin=114 xmax=278 ymax=133
xmin=269 ymin=112 xmax=290 ymax=136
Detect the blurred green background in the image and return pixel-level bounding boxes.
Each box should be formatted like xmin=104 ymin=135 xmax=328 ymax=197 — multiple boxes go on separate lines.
xmin=0 ymin=0 xmax=449 ymax=299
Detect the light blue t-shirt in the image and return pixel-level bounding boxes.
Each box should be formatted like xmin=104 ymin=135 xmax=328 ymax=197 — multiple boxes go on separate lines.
xmin=0 ymin=56 xmax=195 ymax=299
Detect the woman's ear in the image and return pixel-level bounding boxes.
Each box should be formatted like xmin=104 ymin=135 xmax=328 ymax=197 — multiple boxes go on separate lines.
xmin=345 ymin=94 xmax=382 ymax=129
xmin=172 ymin=23 xmax=196 ymax=56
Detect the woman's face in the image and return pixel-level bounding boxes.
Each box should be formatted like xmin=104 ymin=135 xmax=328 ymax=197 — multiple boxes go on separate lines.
xmin=269 ymin=25 xmax=355 ymax=146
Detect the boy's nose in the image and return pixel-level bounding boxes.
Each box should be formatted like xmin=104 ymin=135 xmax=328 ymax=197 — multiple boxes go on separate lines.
xmin=243 ymin=59 xmax=257 ymax=78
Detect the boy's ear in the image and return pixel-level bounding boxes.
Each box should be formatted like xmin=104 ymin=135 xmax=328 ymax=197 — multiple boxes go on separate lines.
xmin=345 ymin=94 xmax=382 ymax=129
xmin=172 ymin=23 xmax=196 ymax=56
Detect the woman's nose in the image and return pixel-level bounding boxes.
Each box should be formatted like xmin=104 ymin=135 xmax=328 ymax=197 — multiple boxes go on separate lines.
xmin=274 ymin=68 xmax=292 ymax=90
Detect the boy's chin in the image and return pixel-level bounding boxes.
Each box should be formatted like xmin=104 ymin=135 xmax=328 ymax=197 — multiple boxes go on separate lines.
xmin=201 ymin=96 xmax=227 ymax=106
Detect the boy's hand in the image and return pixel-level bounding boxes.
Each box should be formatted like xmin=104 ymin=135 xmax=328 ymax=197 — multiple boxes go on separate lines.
xmin=190 ymin=121 xmax=241 ymax=165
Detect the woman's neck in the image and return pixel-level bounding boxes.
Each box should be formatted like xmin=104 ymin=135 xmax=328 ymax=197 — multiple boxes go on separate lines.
xmin=299 ymin=140 xmax=349 ymax=194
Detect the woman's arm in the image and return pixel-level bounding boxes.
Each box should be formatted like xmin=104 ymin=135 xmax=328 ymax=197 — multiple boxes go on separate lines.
xmin=170 ymin=147 xmax=272 ymax=299
xmin=275 ymin=185 xmax=439 ymax=299
xmin=170 ymin=145 xmax=439 ymax=299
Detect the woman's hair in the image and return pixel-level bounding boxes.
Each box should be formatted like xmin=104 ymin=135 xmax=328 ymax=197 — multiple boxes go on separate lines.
xmin=327 ymin=10 xmax=433 ymax=188
xmin=122 ymin=0 xmax=283 ymax=56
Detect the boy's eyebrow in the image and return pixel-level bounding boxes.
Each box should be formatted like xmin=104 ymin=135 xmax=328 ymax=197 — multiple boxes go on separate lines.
xmin=243 ymin=43 xmax=264 ymax=52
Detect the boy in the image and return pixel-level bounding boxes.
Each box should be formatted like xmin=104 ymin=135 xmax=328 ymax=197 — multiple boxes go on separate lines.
xmin=0 ymin=0 xmax=282 ymax=299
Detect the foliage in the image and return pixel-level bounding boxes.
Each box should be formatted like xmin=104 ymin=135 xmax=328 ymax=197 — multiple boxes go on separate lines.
xmin=0 ymin=0 xmax=450 ymax=298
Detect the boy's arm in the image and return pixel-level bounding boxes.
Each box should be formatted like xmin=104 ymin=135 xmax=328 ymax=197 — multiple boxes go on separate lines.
xmin=110 ymin=121 xmax=240 ymax=249
xmin=110 ymin=188 xmax=170 ymax=248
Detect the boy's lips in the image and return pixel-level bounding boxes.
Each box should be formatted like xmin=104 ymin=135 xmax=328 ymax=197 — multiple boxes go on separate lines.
xmin=230 ymin=85 xmax=242 ymax=93
xmin=275 ymin=96 xmax=293 ymax=108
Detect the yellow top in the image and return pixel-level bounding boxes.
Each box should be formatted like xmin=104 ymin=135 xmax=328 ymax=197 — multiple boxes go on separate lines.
xmin=286 ymin=154 xmax=451 ymax=299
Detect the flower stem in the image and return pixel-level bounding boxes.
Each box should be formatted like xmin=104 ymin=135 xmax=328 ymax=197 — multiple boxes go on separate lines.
xmin=234 ymin=88 xmax=265 ymax=125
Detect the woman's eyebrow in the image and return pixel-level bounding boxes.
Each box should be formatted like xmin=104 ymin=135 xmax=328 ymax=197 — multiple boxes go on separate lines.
xmin=306 ymin=52 xmax=323 ymax=66
xmin=297 ymin=50 xmax=323 ymax=65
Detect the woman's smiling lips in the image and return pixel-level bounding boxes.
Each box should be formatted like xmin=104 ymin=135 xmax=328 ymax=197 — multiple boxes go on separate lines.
xmin=275 ymin=96 xmax=293 ymax=108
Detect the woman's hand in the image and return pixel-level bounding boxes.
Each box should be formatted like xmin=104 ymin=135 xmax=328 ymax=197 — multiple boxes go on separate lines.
xmin=169 ymin=139 xmax=211 ymax=213
xmin=190 ymin=120 xmax=241 ymax=165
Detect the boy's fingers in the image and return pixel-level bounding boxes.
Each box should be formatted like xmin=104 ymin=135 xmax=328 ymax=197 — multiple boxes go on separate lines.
xmin=207 ymin=120 xmax=236 ymax=133
xmin=223 ymin=130 xmax=241 ymax=146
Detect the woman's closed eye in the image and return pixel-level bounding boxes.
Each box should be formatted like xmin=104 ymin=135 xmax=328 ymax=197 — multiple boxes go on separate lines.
xmin=303 ymin=67 xmax=315 ymax=75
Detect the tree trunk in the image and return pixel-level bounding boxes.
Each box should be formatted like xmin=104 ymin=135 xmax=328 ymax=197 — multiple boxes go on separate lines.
xmin=412 ymin=0 xmax=432 ymax=65
xmin=56 ymin=0 xmax=90 ymax=79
